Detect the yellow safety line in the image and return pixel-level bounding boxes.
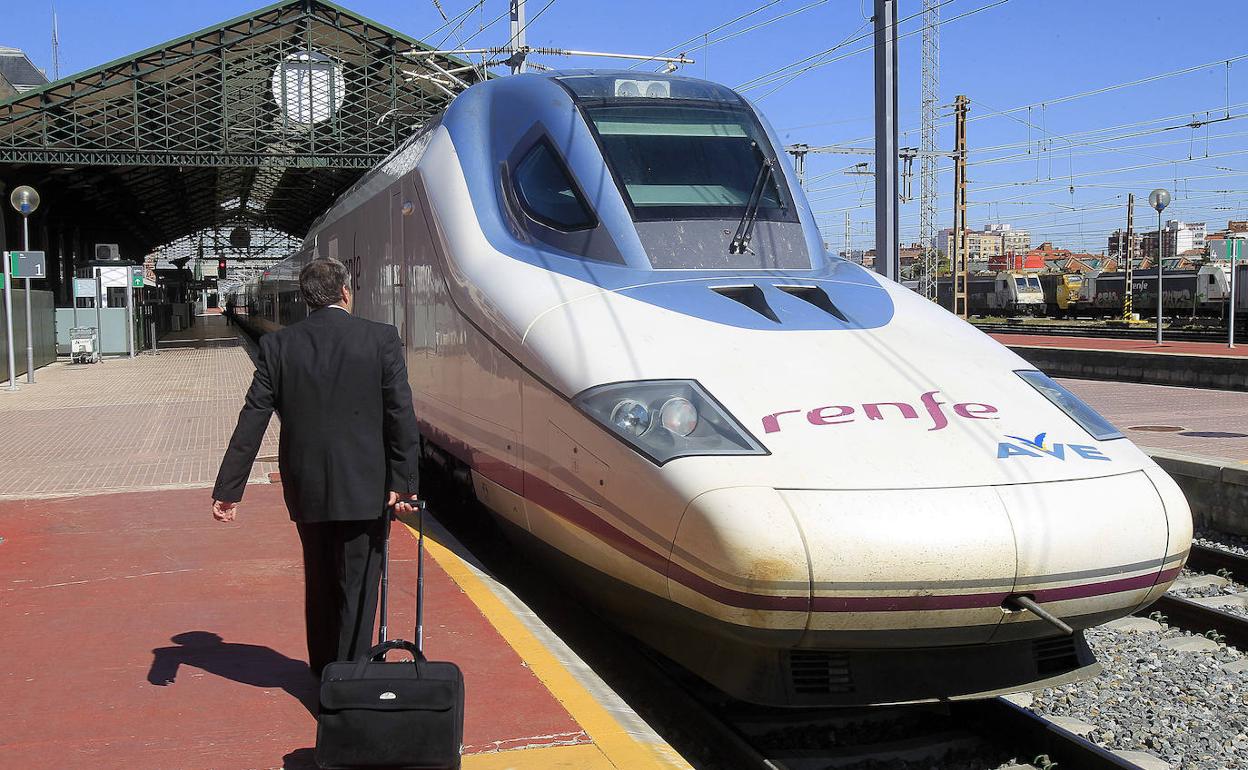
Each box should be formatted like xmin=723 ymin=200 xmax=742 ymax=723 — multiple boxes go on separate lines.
xmin=401 ymin=523 xmax=690 ymax=770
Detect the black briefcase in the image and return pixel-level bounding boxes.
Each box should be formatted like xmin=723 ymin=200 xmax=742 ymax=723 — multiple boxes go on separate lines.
xmin=316 ymin=503 xmax=465 ymax=770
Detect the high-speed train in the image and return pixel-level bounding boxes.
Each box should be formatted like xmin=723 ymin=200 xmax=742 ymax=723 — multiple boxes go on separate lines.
xmin=229 ymin=71 xmax=1191 ymax=706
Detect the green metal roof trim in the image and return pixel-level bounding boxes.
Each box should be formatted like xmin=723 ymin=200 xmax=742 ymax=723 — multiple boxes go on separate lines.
xmin=0 ymin=0 xmax=486 ymax=256
xmin=0 ymin=0 xmax=481 ymax=107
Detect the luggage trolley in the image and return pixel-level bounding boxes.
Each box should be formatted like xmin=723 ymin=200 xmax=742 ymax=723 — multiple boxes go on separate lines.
xmin=70 ymin=327 xmax=100 ymax=364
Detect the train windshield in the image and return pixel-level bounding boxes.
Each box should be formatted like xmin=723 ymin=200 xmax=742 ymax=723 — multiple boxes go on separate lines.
xmin=580 ymin=102 xmax=795 ymax=225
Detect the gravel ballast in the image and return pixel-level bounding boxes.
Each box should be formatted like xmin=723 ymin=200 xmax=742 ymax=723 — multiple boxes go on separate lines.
xmin=1026 ymin=622 xmax=1248 ymax=770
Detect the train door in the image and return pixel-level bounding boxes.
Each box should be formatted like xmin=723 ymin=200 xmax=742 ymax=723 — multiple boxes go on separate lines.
xmin=389 ymin=188 xmax=406 ymax=341
xmin=403 ymin=180 xmax=434 ymax=393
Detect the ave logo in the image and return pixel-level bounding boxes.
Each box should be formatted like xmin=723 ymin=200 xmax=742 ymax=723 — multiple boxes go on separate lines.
xmin=997 ymin=432 xmax=1110 ymax=461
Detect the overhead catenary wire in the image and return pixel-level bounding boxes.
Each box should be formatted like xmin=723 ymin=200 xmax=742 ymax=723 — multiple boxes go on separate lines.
xmin=737 ymin=0 xmax=1009 ymax=96
xmin=626 ymin=0 xmax=787 ymax=68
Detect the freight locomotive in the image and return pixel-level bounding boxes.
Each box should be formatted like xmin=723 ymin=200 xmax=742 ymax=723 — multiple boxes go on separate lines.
xmin=229 ymin=71 xmax=1191 ymax=706
xmin=934 ymin=271 xmax=1046 ymax=316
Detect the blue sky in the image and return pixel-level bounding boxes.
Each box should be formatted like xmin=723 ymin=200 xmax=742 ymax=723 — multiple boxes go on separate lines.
xmin=4 ymin=0 xmax=1247 ymax=253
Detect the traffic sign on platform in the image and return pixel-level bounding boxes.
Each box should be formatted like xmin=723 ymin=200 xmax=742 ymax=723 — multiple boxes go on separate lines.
xmin=6 ymin=251 xmax=46 ymax=279
xmin=132 ymin=273 xmax=145 ymax=288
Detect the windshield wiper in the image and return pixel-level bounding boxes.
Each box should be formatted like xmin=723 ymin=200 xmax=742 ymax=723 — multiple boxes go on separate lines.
xmin=730 ymin=157 xmax=775 ymax=255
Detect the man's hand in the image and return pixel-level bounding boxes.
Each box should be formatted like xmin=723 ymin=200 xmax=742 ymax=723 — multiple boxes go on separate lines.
xmin=387 ymin=491 xmax=420 ymax=515
xmin=212 ymin=500 xmax=238 ymax=522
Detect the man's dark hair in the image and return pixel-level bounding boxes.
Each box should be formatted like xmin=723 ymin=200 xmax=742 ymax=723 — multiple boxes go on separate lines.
xmin=300 ymin=258 xmax=349 ymax=308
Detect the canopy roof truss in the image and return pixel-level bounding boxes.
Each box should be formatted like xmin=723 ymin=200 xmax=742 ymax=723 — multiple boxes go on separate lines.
xmin=0 ymin=0 xmax=482 ymax=257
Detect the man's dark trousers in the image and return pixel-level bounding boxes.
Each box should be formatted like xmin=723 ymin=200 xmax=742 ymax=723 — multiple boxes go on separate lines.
xmin=297 ymin=518 xmax=386 ymax=675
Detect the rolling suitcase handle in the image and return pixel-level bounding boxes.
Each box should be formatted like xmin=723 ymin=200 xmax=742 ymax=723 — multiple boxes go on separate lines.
xmin=378 ymin=499 xmax=427 ymax=657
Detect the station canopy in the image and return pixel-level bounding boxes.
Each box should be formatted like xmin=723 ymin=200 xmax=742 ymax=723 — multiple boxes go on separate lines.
xmin=0 ymin=0 xmax=485 ymax=260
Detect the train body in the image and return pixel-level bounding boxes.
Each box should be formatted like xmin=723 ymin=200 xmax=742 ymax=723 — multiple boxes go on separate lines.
xmin=230 ymin=71 xmax=1191 ymax=706
xmin=1038 ymin=272 xmax=1085 ymax=317
xmin=935 ymin=271 xmax=1046 ymax=316
xmin=1081 ymin=265 xmax=1231 ymax=317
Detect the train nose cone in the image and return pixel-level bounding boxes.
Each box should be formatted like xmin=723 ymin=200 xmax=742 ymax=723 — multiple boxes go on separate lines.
xmin=990 ymin=467 xmax=1191 ymax=642
xmin=678 ymin=470 xmax=1191 ymax=649
xmin=781 ymin=485 xmax=1018 ymax=646
xmin=668 ymin=487 xmax=811 ymax=645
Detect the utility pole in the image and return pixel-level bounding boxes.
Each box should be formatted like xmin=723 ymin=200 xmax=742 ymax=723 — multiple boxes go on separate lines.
xmin=952 ymin=95 xmax=970 ymax=317
xmin=873 ymin=0 xmax=899 ymax=282
xmin=919 ymin=0 xmax=940 ymax=301
xmin=508 ymin=0 xmax=528 ymax=74
xmin=845 ymin=212 xmax=851 ymax=261
xmin=1123 ymin=193 xmax=1134 ymax=322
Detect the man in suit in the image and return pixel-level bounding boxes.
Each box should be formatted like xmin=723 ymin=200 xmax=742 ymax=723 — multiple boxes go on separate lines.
xmin=211 ymin=257 xmax=421 ymax=676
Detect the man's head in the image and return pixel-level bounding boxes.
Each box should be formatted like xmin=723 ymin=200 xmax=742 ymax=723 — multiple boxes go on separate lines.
xmin=299 ymin=258 xmax=352 ymax=311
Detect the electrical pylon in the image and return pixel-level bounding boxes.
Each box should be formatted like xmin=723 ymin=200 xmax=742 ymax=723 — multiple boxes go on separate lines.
xmin=918 ymin=0 xmax=940 ymax=300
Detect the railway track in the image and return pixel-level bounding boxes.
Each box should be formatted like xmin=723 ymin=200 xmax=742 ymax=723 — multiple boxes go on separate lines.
xmin=722 ymin=696 xmax=1151 ymax=769
xmin=1142 ymin=542 xmax=1248 ymax=650
xmin=971 ymin=320 xmax=1235 ymax=343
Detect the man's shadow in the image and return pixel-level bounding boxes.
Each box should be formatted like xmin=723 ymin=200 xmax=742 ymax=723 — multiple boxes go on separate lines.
xmin=147 ymin=631 xmax=318 ymax=716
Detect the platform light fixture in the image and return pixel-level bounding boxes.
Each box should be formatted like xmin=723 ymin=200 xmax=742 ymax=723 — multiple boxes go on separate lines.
xmin=1148 ymin=188 xmax=1171 ymax=345
xmin=7 ymin=185 xmax=42 ymax=388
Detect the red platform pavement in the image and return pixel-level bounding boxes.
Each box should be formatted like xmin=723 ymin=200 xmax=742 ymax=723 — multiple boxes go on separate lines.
xmin=990 ymin=332 xmax=1248 ymax=358
xmin=0 ymin=484 xmax=687 ymax=769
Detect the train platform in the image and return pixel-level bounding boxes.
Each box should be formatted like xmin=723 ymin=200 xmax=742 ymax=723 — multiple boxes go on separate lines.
xmin=0 ymin=341 xmax=688 ymax=770
xmin=1061 ymin=377 xmax=1248 ymax=464
xmin=991 ymin=332 xmax=1248 ymax=358
xmin=991 ymin=333 xmax=1248 ymax=392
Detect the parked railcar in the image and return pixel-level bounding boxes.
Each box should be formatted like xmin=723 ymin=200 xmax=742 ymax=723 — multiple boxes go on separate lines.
xmin=935 ymin=271 xmax=1045 ymax=316
xmin=1038 ymin=273 xmax=1085 ymax=317
xmin=228 ymin=71 xmax=1190 ymax=707
xmin=1083 ymin=265 xmax=1230 ymax=317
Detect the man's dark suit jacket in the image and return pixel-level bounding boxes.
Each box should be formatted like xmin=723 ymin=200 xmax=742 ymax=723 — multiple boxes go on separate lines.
xmin=213 ymin=307 xmax=421 ymax=522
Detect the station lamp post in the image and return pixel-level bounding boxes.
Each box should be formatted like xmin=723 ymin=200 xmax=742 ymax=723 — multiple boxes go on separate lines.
xmin=9 ymin=185 xmax=40 ymax=383
xmin=1149 ymin=188 xmax=1171 ymax=345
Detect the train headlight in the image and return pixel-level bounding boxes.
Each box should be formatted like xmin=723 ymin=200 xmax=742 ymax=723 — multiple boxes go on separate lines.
xmin=660 ymin=397 xmax=698 ymax=437
xmin=610 ymin=399 xmax=652 ymax=437
xmin=1016 ymin=370 xmax=1124 ymax=441
xmin=575 ymin=380 xmax=767 ymax=465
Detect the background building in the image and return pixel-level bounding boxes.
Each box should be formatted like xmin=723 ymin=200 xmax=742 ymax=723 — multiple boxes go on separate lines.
xmin=942 ymin=228 xmax=1005 ymax=261
xmin=0 ymin=46 xmax=48 ymax=97
xmin=984 ymin=223 xmax=1030 ymax=254
xmin=1141 ymin=220 xmax=1206 ymax=260
xmin=1107 ymin=228 xmax=1143 ymax=258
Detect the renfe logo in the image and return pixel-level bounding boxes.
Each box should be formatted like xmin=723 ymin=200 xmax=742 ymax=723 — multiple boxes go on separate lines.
xmin=998 ymin=432 xmax=1109 ymax=461
xmin=762 ymin=390 xmax=997 ymax=434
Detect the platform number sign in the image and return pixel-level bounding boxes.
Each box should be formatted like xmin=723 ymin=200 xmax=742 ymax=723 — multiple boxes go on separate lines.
xmin=6 ymin=251 xmax=46 ymax=279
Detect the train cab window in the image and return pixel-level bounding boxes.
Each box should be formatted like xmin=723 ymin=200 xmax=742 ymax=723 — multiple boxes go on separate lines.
xmin=1027 ymin=276 xmax=1041 ymax=289
xmin=512 ymin=140 xmax=596 ymax=232
xmin=581 ymin=102 xmax=795 ymax=224
xmin=1014 ymin=277 xmax=1027 ymax=289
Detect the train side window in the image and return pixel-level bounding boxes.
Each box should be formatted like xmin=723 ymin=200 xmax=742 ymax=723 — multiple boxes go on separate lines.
xmin=513 ymin=140 xmax=597 ymax=232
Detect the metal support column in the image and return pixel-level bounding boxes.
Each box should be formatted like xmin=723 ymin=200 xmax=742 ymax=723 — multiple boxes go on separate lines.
xmin=94 ymin=269 xmax=103 ymax=359
xmin=125 ymin=264 xmax=135 ymax=359
xmin=873 ymin=0 xmax=899 ymax=282
xmin=509 ymin=0 xmax=528 ymax=74
xmin=1123 ymin=193 xmax=1134 ymax=321
xmin=3 ymin=248 xmax=15 ymax=391
xmin=22 ymin=216 xmax=34 ymax=382
xmin=952 ymin=95 xmax=969 ymax=317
